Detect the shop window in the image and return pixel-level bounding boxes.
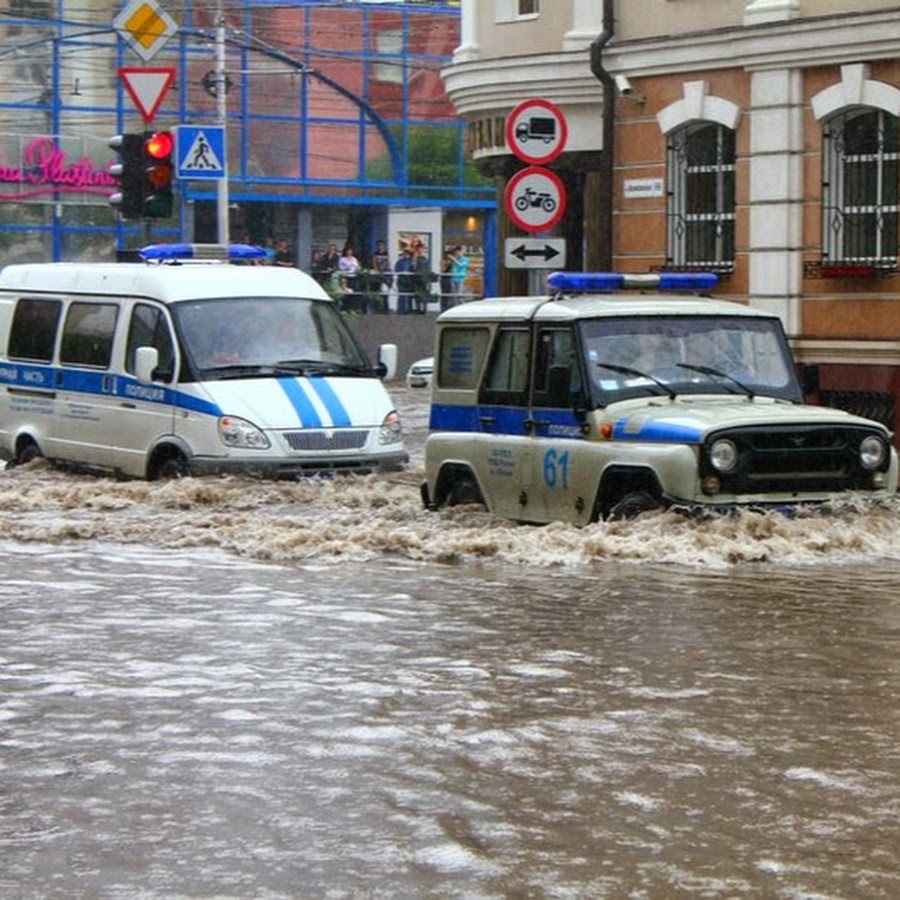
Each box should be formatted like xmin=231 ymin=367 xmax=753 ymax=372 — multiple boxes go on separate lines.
xmin=666 ymin=121 xmax=735 ymax=271
xmin=821 ymin=108 xmax=899 ymax=270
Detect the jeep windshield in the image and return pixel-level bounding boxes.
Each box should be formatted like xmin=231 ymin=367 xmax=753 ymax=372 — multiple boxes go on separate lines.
xmin=172 ymin=296 xmax=370 ymax=381
xmin=579 ymin=315 xmax=803 ymax=406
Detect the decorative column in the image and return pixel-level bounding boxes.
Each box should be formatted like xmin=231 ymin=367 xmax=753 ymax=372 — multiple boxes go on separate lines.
xmin=564 ymin=0 xmax=605 ymax=50
xmin=454 ymin=0 xmax=479 ymax=62
xmin=746 ymin=68 xmax=804 ymax=333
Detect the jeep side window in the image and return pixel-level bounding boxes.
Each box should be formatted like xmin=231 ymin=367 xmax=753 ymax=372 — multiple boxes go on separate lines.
xmin=8 ymin=297 xmax=62 ymax=362
xmin=437 ymin=326 xmax=490 ymax=390
xmin=480 ymin=326 xmax=530 ymax=405
xmin=60 ymin=301 xmax=119 ymax=369
xmin=532 ymin=327 xmax=583 ymax=408
xmin=125 ymin=303 xmax=175 ymax=382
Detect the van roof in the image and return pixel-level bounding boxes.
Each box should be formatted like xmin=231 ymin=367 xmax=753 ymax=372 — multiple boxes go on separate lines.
xmin=437 ymin=293 xmax=777 ymax=323
xmin=0 ymin=261 xmax=331 ymax=303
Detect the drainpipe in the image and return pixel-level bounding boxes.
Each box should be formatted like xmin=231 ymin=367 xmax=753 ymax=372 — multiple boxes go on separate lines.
xmin=590 ymin=0 xmax=615 ymax=270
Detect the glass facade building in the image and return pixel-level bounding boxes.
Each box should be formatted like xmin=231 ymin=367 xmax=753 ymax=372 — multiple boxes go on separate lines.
xmin=0 ymin=0 xmax=495 ymax=294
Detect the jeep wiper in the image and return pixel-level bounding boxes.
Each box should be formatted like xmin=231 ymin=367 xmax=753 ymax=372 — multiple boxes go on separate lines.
xmin=596 ymin=362 xmax=676 ymax=400
xmin=676 ymin=362 xmax=755 ymax=399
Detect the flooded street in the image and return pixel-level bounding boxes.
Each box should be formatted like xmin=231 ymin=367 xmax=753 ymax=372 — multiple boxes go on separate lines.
xmin=1 ymin=388 xmax=899 ymax=898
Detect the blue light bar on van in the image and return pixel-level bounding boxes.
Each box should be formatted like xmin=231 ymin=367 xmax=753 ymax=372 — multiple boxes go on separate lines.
xmin=139 ymin=243 xmax=268 ymax=262
xmin=547 ymin=271 xmax=719 ymax=293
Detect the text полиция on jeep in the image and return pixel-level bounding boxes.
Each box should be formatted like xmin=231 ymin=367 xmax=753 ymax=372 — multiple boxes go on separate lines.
xmin=421 ymin=272 xmax=898 ymax=523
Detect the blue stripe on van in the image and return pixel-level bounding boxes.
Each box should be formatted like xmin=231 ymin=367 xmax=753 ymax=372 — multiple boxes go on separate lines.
xmin=0 ymin=362 xmax=221 ymax=417
xmin=307 ymin=377 xmax=351 ymax=427
xmin=278 ymin=378 xmax=322 ymax=427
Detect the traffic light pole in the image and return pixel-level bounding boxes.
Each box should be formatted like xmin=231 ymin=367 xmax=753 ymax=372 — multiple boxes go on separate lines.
xmin=215 ymin=6 xmax=229 ymax=244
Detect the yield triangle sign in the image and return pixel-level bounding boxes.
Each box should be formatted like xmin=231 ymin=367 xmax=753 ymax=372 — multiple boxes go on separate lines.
xmin=118 ymin=66 xmax=175 ymax=123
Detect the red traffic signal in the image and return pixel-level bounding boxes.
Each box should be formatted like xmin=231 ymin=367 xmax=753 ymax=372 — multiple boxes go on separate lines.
xmin=142 ymin=130 xmax=174 ymax=219
xmin=144 ymin=130 xmax=173 ymax=160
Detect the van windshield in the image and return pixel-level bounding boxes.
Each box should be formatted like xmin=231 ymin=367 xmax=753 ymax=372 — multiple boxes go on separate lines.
xmin=579 ymin=314 xmax=803 ymax=405
xmin=172 ymin=296 xmax=370 ymax=380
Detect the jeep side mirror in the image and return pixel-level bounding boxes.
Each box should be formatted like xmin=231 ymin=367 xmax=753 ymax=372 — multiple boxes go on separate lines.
xmin=547 ymin=364 xmax=571 ymax=407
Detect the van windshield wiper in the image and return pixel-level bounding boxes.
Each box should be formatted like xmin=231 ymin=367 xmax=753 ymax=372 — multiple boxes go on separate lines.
xmin=275 ymin=359 xmax=375 ymax=377
xmin=596 ymin=362 xmax=677 ymax=400
xmin=676 ymin=362 xmax=755 ymax=399
xmin=202 ymin=363 xmax=269 ymax=379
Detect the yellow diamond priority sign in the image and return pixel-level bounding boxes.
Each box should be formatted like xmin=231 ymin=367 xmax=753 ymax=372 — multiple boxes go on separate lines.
xmin=113 ymin=0 xmax=178 ymax=63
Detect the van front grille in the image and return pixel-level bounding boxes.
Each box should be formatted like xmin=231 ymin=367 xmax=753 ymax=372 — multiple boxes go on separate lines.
xmin=283 ymin=429 xmax=369 ymax=452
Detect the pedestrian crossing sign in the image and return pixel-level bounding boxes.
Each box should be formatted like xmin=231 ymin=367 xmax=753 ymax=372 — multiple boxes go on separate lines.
xmin=174 ymin=125 xmax=226 ymax=180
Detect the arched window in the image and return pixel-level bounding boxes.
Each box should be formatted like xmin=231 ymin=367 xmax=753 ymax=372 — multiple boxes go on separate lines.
xmin=822 ymin=107 xmax=899 ymax=269
xmin=666 ymin=122 xmax=735 ymax=270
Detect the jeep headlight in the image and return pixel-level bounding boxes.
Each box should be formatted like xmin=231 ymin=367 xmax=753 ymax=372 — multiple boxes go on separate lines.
xmin=379 ymin=410 xmax=402 ymax=445
xmin=218 ymin=415 xmax=270 ymax=449
xmin=709 ymin=438 xmax=738 ymax=473
xmin=859 ymin=434 xmax=887 ymax=470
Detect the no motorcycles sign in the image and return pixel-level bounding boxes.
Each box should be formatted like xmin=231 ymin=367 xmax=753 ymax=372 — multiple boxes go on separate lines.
xmin=504 ymin=166 xmax=567 ymax=234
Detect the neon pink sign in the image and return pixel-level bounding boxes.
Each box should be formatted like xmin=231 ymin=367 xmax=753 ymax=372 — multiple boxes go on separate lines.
xmin=0 ymin=137 xmax=116 ymax=200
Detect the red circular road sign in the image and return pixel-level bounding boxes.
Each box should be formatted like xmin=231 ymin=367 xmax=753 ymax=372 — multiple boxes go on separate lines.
xmin=504 ymin=166 xmax=567 ymax=233
xmin=505 ymin=98 xmax=568 ymax=166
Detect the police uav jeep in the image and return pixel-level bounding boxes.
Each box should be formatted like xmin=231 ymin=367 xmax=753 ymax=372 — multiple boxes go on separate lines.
xmin=420 ymin=272 xmax=898 ymax=523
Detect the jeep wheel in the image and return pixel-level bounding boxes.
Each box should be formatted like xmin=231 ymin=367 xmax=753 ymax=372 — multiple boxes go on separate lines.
xmin=607 ymin=491 xmax=662 ymax=521
xmin=440 ymin=468 xmax=485 ymax=508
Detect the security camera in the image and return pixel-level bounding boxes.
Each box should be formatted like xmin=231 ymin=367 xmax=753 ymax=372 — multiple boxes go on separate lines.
xmin=614 ymin=74 xmax=633 ymax=95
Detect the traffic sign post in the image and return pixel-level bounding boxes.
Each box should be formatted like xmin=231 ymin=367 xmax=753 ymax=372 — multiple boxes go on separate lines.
xmin=504 ymin=237 xmax=566 ymax=269
xmin=504 ymin=166 xmax=567 ymax=234
xmin=118 ymin=67 xmax=175 ymax=123
xmin=174 ymin=126 xmax=226 ymax=180
xmin=506 ymin=98 xmax=568 ymax=166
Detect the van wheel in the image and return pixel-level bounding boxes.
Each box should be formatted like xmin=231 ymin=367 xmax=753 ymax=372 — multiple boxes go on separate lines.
xmin=7 ymin=437 xmax=43 ymax=469
xmin=607 ymin=491 xmax=662 ymax=521
xmin=149 ymin=450 xmax=189 ymax=480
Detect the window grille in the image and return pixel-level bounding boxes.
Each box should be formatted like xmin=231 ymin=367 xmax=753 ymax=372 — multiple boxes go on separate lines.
xmin=666 ymin=122 xmax=735 ymax=271
xmin=821 ymin=108 xmax=899 ymax=270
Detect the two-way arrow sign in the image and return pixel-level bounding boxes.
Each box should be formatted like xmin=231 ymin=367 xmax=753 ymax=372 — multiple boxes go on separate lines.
xmin=504 ymin=237 xmax=567 ymax=269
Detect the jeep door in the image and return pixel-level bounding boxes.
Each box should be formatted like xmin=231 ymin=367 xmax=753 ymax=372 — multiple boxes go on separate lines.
xmin=526 ymin=325 xmax=593 ymax=524
xmin=475 ymin=325 xmax=538 ymax=518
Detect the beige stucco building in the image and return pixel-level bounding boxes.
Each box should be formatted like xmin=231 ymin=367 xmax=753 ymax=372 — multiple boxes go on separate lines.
xmin=443 ymin=0 xmax=900 ymax=434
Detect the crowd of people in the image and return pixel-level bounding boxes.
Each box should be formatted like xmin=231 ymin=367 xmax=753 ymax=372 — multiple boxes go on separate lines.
xmin=307 ymin=238 xmax=471 ymax=314
xmin=238 ymin=234 xmax=472 ymax=313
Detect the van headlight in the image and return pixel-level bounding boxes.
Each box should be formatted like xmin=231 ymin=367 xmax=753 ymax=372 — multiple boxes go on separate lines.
xmin=379 ymin=410 xmax=402 ymax=445
xmin=218 ymin=415 xmax=270 ymax=449
xmin=859 ymin=434 xmax=887 ymax=470
xmin=709 ymin=438 xmax=738 ymax=473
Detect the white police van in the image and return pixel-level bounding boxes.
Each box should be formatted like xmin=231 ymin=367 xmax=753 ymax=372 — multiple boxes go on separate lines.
xmin=0 ymin=243 xmax=406 ymax=479
xmin=421 ymin=272 xmax=898 ymax=523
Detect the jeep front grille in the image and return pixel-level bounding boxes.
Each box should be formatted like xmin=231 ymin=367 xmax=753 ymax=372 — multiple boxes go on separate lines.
xmin=703 ymin=425 xmax=887 ymax=494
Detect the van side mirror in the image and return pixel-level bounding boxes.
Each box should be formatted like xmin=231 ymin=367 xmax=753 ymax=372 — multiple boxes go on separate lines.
xmin=135 ymin=346 xmax=160 ymax=383
xmin=377 ymin=343 xmax=397 ymax=380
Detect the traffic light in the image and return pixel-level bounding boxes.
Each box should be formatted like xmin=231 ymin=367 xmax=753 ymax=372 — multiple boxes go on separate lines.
xmin=108 ymin=133 xmax=144 ymax=219
xmin=142 ymin=130 xmax=174 ymax=219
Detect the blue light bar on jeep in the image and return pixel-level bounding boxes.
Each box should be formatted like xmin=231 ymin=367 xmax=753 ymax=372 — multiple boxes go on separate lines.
xmin=547 ymin=271 xmax=719 ymax=293
xmin=139 ymin=243 xmax=268 ymax=262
